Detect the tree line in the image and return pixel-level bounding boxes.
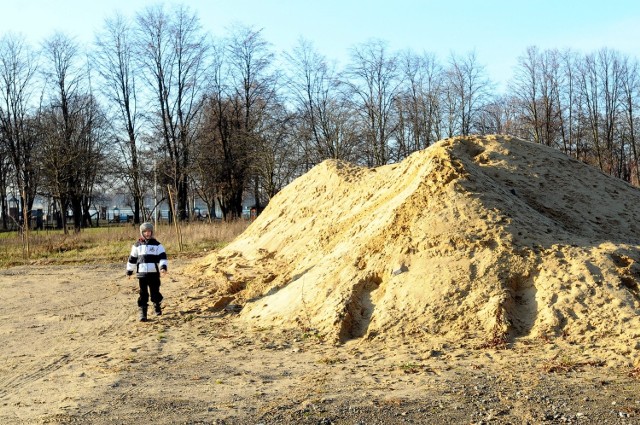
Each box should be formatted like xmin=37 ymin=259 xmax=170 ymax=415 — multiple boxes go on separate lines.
xmin=1 ymin=4 xmax=640 ymax=232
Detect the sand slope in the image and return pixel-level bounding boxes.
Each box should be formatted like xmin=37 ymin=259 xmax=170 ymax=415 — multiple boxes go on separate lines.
xmin=189 ymin=135 xmax=640 ymax=363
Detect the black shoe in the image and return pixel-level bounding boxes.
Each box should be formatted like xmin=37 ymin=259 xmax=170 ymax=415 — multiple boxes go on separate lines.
xmin=139 ymin=306 xmax=148 ymax=322
xmin=154 ymin=303 xmax=162 ymax=316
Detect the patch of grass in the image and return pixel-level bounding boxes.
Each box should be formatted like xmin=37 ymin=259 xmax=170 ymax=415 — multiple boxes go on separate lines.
xmin=399 ymin=362 xmax=423 ymax=374
xmin=0 ymin=221 xmax=249 ymax=269
xmin=300 ymin=330 xmax=325 ymax=342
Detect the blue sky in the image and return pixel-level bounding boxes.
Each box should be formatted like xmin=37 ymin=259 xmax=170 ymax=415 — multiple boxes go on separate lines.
xmin=4 ymin=0 xmax=640 ymax=90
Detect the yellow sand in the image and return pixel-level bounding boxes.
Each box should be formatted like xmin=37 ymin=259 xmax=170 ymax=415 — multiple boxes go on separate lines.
xmin=188 ymin=135 xmax=640 ymax=364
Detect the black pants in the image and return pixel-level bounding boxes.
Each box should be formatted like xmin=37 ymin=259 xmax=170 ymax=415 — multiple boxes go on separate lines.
xmin=137 ymin=275 xmax=163 ymax=307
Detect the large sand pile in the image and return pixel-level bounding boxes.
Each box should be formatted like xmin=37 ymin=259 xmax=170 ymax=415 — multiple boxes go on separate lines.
xmin=188 ymin=135 xmax=640 ymax=361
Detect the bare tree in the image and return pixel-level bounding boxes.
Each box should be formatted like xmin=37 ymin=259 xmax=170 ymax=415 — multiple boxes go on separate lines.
xmin=0 ymin=147 xmax=9 ymax=229
xmin=253 ymin=100 xmax=298 ymax=200
xmin=40 ymin=32 xmax=106 ymax=232
xmin=226 ymin=24 xmax=278 ymax=214
xmin=196 ymin=39 xmax=249 ymax=221
xmin=40 ymin=32 xmax=83 ymax=232
xmin=78 ymin=92 xmax=109 ymax=228
xmin=557 ymin=49 xmax=579 ymax=156
xmin=577 ymin=49 xmax=624 ymax=176
xmin=285 ymin=38 xmax=359 ymax=166
xmin=190 ymin=138 xmax=219 ymax=221
xmin=598 ymin=49 xmax=624 ymax=178
xmin=395 ymin=49 xmax=443 ymax=158
xmin=620 ymin=56 xmax=640 ymax=185
xmin=538 ymin=49 xmax=564 ymax=148
xmin=511 ymin=46 xmax=564 ymax=147
xmin=135 ymin=4 xmax=209 ymax=221
xmin=441 ymin=75 xmax=461 ymax=138
xmin=94 ymin=12 xmax=144 ymax=224
xmin=511 ymin=46 xmax=542 ymax=142
xmin=344 ymin=39 xmax=401 ymax=166
xmin=476 ymin=94 xmax=519 ymax=135
xmin=0 ymin=33 xmax=40 ymax=229
xmin=445 ymin=51 xmax=492 ymax=136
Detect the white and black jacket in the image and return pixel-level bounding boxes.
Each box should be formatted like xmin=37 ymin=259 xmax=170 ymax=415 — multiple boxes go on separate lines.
xmin=126 ymin=238 xmax=168 ymax=278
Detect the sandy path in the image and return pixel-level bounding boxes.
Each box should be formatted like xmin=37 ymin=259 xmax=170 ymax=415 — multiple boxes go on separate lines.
xmin=0 ymin=264 xmax=133 ymax=419
xmin=1 ymin=262 xmax=640 ymax=424
xmin=0 ymin=262 xmax=359 ymax=423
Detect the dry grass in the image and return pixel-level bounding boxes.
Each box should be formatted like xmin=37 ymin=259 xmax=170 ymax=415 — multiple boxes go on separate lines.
xmin=539 ymin=354 xmax=605 ymax=373
xmin=0 ymin=220 xmax=249 ymax=269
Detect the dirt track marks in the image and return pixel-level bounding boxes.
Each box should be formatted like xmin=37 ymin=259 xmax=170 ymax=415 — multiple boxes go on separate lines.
xmin=0 ymin=264 xmax=131 ymax=404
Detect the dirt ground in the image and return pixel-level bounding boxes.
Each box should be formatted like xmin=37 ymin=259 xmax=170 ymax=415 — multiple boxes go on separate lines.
xmin=1 ymin=261 xmax=640 ymax=425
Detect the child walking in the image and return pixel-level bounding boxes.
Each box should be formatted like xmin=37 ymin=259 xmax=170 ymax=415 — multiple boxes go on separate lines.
xmin=126 ymin=222 xmax=168 ymax=322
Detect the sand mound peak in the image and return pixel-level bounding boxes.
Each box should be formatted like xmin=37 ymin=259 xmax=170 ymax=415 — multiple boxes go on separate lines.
xmin=189 ymin=135 xmax=640 ymax=363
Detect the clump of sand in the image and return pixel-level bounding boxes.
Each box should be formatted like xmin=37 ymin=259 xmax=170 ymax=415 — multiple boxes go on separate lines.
xmin=187 ymin=135 xmax=640 ymax=363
